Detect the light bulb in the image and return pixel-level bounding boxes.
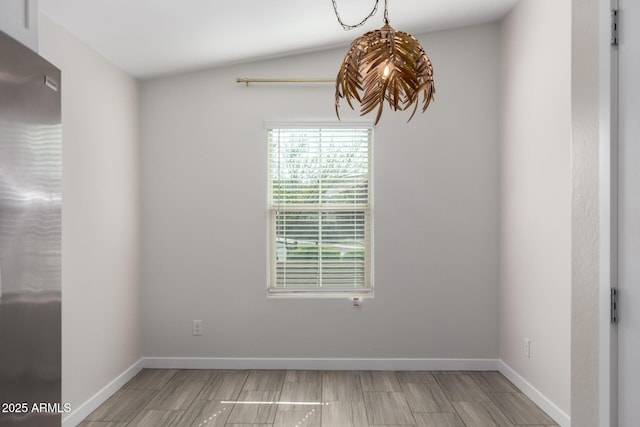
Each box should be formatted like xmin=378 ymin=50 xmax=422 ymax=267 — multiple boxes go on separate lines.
xmin=382 ymin=64 xmax=391 ymax=78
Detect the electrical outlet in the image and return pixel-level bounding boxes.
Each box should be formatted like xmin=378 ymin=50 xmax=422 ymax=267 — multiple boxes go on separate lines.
xmin=524 ymin=337 xmax=531 ymax=358
xmin=192 ymin=320 xmax=203 ymax=336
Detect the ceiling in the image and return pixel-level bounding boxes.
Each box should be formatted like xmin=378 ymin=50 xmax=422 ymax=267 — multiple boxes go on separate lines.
xmin=39 ymin=0 xmax=520 ymax=79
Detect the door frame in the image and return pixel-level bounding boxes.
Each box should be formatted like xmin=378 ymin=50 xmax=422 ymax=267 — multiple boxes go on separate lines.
xmin=599 ymin=0 xmax=617 ymax=426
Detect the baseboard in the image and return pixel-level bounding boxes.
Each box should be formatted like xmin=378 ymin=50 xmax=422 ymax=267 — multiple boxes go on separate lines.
xmin=61 ymin=358 xmax=144 ymax=427
xmin=498 ymin=360 xmax=571 ymax=427
xmin=143 ymin=356 xmax=500 ymax=371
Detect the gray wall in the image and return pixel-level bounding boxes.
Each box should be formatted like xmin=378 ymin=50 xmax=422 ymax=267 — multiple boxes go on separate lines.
xmin=499 ymin=0 xmax=572 ymax=416
xmin=39 ymin=15 xmax=141 ymax=412
xmin=140 ymin=23 xmax=501 ymax=360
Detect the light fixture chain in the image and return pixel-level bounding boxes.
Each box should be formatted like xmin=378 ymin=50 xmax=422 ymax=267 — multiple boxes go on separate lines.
xmin=331 ymin=0 xmax=380 ymax=30
xmin=383 ymin=0 xmax=389 ymax=23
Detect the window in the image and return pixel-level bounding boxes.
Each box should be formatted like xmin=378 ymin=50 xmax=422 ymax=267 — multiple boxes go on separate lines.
xmin=267 ymin=125 xmax=373 ymax=296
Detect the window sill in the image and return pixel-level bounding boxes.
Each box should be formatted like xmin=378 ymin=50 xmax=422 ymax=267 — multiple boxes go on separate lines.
xmin=267 ymin=289 xmax=373 ymax=299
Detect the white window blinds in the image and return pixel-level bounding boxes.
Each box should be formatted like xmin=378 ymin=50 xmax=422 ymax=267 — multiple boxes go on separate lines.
xmin=268 ymin=126 xmax=373 ymax=294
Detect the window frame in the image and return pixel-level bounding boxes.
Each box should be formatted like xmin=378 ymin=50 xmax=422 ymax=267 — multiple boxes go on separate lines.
xmin=266 ymin=122 xmax=374 ymax=297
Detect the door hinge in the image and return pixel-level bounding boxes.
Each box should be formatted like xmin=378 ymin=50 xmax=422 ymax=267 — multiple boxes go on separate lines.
xmin=611 ymin=288 xmax=619 ymax=324
xmin=611 ymin=8 xmax=619 ymax=46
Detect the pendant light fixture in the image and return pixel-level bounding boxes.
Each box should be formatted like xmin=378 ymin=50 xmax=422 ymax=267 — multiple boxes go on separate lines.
xmin=333 ymin=0 xmax=435 ymax=124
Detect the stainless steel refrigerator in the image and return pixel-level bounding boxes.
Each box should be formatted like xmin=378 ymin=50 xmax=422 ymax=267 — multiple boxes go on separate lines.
xmin=0 ymin=30 xmax=62 ymax=426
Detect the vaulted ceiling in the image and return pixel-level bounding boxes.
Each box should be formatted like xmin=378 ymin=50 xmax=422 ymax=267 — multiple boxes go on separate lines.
xmin=40 ymin=0 xmax=520 ymax=79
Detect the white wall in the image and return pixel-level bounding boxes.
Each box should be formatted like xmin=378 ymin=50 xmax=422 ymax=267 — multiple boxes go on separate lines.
xmin=140 ymin=24 xmax=500 ymax=362
xmin=38 ymin=15 xmax=141 ymax=413
xmin=500 ymin=0 xmax=572 ymax=417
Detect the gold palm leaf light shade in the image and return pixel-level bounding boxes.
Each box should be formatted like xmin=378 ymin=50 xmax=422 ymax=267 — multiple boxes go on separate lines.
xmin=334 ymin=1 xmax=435 ymax=125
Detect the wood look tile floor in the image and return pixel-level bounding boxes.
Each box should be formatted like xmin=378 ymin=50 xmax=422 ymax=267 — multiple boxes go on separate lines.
xmin=79 ymin=370 xmax=559 ymax=427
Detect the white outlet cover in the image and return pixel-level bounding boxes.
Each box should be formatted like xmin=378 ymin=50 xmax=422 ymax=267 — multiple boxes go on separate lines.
xmin=524 ymin=338 xmax=531 ymax=358
xmin=192 ymin=320 xmax=203 ymax=336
